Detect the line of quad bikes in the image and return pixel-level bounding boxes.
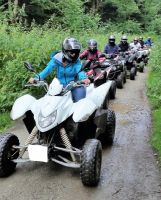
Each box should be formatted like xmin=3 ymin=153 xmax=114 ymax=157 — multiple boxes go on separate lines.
xmin=0 ymin=48 xmax=150 ymax=187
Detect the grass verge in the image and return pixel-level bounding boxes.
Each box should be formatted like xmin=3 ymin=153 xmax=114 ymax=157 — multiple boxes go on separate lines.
xmin=0 ymin=112 xmax=13 ymax=134
xmin=147 ymin=39 xmax=161 ymax=166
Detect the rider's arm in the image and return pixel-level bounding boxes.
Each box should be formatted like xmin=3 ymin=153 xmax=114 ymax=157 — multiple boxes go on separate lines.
xmin=35 ymin=58 xmax=57 ymax=80
xmin=103 ymin=45 xmax=108 ymax=54
xmin=115 ymin=45 xmax=119 ymax=54
xmin=97 ymin=50 xmax=103 ymax=58
xmin=79 ymin=50 xmax=88 ymax=60
xmin=75 ymin=59 xmax=88 ymax=80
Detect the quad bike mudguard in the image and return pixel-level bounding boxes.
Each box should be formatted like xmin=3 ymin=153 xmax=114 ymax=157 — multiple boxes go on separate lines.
xmin=10 ymin=94 xmax=36 ymax=120
xmin=72 ymin=98 xmax=97 ymax=122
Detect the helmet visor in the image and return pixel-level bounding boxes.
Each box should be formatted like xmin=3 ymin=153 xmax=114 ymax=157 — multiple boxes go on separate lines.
xmin=89 ymin=45 xmax=97 ymax=51
xmin=65 ymin=49 xmax=80 ymax=62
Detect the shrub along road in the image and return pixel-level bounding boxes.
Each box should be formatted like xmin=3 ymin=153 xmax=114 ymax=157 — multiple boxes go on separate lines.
xmin=0 ymin=68 xmax=161 ymax=200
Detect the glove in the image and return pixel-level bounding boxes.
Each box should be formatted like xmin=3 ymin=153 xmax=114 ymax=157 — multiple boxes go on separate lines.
xmin=28 ymin=77 xmax=37 ymax=84
xmin=81 ymin=79 xmax=90 ymax=85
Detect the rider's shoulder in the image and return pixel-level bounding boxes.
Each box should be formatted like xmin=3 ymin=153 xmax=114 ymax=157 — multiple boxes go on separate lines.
xmin=50 ymin=50 xmax=62 ymax=59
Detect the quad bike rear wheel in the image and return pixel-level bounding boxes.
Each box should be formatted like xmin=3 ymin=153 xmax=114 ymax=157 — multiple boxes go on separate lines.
xmin=109 ymin=81 xmax=116 ymax=99
xmin=116 ymin=72 xmax=124 ymax=89
xmin=130 ymin=67 xmax=136 ymax=80
xmin=80 ymin=139 xmax=102 ymax=186
xmin=144 ymin=57 xmax=149 ymax=65
xmin=0 ymin=133 xmax=19 ymax=177
xmin=98 ymin=109 xmax=116 ymax=146
xmin=122 ymin=71 xmax=127 ymax=83
xmin=102 ymin=90 xmax=110 ymax=109
xmin=139 ymin=61 xmax=144 ymax=72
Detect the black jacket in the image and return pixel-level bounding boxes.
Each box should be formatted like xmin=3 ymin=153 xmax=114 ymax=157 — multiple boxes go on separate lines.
xmin=118 ymin=42 xmax=129 ymax=52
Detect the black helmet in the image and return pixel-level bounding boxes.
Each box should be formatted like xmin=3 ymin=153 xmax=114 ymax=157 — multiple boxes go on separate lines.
xmin=88 ymin=39 xmax=97 ymax=52
xmin=62 ymin=38 xmax=81 ymax=62
xmin=139 ymin=36 xmax=143 ymax=41
xmin=121 ymin=35 xmax=127 ymax=43
xmin=109 ymin=35 xmax=115 ymax=45
xmin=134 ymin=37 xmax=138 ymax=44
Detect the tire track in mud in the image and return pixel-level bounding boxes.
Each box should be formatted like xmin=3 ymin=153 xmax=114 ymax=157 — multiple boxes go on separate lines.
xmin=0 ymin=68 xmax=161 ymax=200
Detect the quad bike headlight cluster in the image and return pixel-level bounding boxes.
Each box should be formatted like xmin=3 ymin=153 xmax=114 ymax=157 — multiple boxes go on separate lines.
xmin=38 ymin=110 xmax=57 ymax=128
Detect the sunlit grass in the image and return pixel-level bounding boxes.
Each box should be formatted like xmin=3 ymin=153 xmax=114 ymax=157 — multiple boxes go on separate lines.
xmin=147 ymin=38 xmax=161 ymax=165
xmin=0 ymin=112 xmax=13 ymax=134
xmin=151 ymin=109 xmax=161 ymax=162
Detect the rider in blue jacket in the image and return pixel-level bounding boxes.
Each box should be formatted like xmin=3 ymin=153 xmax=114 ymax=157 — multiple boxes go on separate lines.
xmin=29 ymin=38 xmax=90 ymax=102
xmin=144 ymin=37 xmax=153 ymax=47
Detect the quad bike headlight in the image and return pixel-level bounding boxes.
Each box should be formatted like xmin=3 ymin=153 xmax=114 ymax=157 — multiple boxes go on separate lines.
xmin=38 ymin=110 xmax=57 ymax=128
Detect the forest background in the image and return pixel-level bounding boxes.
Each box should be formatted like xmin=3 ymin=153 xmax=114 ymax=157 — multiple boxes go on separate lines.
xmin=0 ymin=0 xmax=161 ymax=164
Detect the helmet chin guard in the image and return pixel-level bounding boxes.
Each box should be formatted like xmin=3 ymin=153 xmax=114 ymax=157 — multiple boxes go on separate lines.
xmin=88 ymin=39 xmax=97 ymax=53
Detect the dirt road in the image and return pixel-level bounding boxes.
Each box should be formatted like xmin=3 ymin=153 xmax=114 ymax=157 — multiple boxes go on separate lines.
xmin=0 ymin=68 xmax=161 ymax=200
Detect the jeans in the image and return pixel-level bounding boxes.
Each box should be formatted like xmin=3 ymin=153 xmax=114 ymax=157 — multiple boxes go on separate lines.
xmin=71 ymin=86 xmax=86 ymax=102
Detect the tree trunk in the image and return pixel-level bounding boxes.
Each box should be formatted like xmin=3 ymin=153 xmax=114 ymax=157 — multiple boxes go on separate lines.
xmin=13 ymin=0 xmax=18 ymax=17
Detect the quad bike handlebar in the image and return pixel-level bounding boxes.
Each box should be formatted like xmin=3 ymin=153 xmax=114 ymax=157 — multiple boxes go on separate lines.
xmin=24 ymin=61 xmax=87 ymax=95
xmin=25 ymin=80 xmax=49 ymax=92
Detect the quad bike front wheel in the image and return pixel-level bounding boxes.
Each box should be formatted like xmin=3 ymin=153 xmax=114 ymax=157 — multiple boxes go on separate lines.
xmin=0 ymin=133 xmax=19 ymax=177
xmin=80 ymin=139 xmax=102 ymax=186
xmin=98 ymin=109 xmax=116 ymax=146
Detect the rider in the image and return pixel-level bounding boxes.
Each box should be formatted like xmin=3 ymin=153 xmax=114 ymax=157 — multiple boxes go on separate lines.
xmin=118 ymin=35 xmax=130 ymax=52
xmin=144 ymin=37 xmax=153 ymax=47
xmin=138 ymin=36 xmax=145 ymax=48
xmin=129 ymin=37 xmax=141 ymax=51
xmin=103 ymin=35 xmax=119 ymax=57
xmin=79 ymin=39 xmax=102 ymax=61
xmin=28 ymin=37 xmax=90 ymax=102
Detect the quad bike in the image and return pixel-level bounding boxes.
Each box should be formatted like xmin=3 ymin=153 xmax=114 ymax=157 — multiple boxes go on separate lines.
xmin=81 ymin=59 xmax=117 ymax=99
xmin=135 ymin=48 xmax=150 ymax=72
xmin=99 ymin=54 xmax=127 ymax=89
xmin=0 ymin=62 xmax=116 ymax=187
xmin=122 ymin=51 xmax=137 ymax=80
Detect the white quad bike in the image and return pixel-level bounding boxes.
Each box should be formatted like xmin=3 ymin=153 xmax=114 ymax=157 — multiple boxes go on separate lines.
xmin=135 ymin=48 xmax=150 ymax=72
xmin=0 ymin=62 xmax=116 ymax=186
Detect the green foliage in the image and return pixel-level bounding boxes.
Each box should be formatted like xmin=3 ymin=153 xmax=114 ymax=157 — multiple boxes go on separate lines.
xmin=0 ymin=0 xmax=160 ymax=34
xmin=147 ymin=36 xmax=161 ymax=163
xmin=0 ymin=1 xmax=26 ymax=24
xmin=0 ymin=23 xmax=112 ymax=113
xmin=150 ymin=109 xmax=161 ymax=161
xmin=43 ymin=0 xmax=101 ymax=31
xmin=0 ymin=112 xmax=13 ymax=133
xmin=147 ymin=18 xmax=161 ymax=35
xmin=107 ymin=0 xmax=139 ymax=20
xmin=147 ymin=38 xmax=161 ymax=109
xmin=0 ymin=24 xmax=70 ymax=112
xmin=102 ymin=20 xmax=142 ymax=34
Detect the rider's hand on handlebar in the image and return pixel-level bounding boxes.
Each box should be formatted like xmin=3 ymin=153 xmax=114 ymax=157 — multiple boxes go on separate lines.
xmin=28 ymin=77 xmax=37 ymax=84
xmin=81 ymin=79 xmax=90 ymax=85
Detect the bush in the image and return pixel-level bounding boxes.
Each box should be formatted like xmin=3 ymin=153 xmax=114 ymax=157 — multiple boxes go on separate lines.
xmin=102 ymin=20 xmax=142 ymax=34
xmin=147 ymin=18 xmax=161 ymax=35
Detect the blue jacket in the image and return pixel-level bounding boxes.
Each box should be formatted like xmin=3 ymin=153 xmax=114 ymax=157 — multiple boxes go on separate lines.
xmin=36 ymin=52 xmax=87 ymax=87
xmin=144 ymin=39 xmax=153 ymax=46
xmin=104 ymin=44 xmax=119 ymax=54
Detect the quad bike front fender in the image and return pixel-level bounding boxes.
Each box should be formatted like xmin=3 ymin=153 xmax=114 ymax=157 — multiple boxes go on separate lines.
xmin=88 ymin=81 xmax=112 ymax=107
xmin=10 ymin=94 xmax=36 ymax=120
xmin=72 ymin=99 xmax=97 ymax=122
